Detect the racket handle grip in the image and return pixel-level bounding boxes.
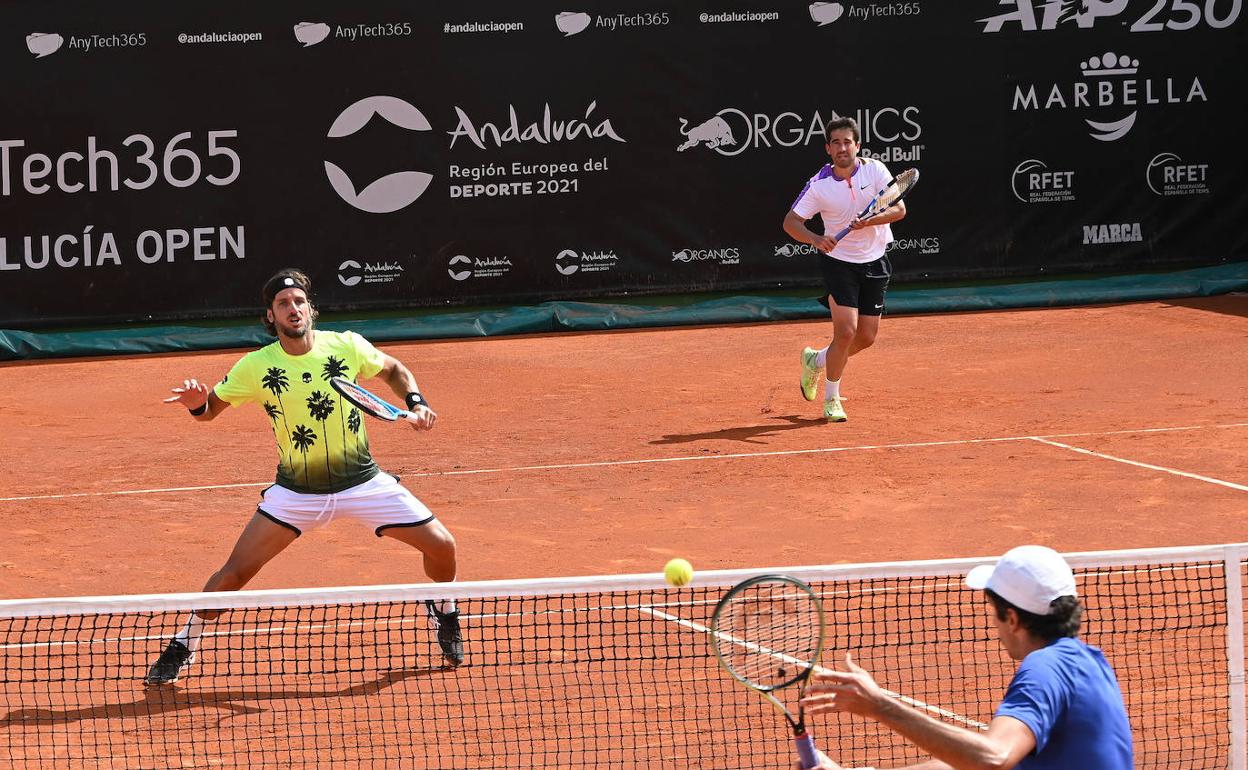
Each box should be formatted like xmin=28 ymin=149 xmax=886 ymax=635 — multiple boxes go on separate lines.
xmin=795 ymin=729 xmax=819 ymax=769
xmin=832 ymin=225 xmax=851 ymax=241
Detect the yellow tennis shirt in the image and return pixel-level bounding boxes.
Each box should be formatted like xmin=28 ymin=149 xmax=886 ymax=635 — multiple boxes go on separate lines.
xmin=215 ymin=330 xmax=386 ymax=494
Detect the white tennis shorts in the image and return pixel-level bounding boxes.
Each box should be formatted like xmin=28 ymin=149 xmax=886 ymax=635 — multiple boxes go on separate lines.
xmin=257 ymin=472 xmax=435 ymax=537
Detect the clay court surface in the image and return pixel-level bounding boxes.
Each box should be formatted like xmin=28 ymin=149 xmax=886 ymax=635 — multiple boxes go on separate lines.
xmin=2 ymin=296 xmax=1246 ymax=599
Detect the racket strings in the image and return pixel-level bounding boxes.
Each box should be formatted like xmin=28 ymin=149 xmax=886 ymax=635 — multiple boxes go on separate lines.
xmin=716 ymin=583 xmax=821 ymax=689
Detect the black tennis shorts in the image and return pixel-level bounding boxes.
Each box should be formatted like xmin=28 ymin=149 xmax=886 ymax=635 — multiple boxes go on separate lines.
xmin=817 ymin=254 xmax=892 ymax=316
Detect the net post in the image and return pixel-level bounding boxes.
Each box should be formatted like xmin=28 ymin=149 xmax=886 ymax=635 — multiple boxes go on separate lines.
xmin=1226 ymin=546 xmax=1247 ymax=770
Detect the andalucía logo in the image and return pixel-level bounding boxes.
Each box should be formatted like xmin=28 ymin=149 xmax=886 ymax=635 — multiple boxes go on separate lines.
xmin=1012 ymin=52 xmax=1207 ymax=142
xmin=324 ymin=96 xmax=434 ymax=214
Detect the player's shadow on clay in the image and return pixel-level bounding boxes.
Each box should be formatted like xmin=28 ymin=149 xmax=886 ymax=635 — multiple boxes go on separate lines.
xmin=651 ymin=415 xmax=826 ymax=446
xmin=0 ymin=666 xmax=444 ymax=729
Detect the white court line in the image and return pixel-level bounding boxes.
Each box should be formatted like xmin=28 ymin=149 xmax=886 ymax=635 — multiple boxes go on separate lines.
xmin=4 ymin=422 xmax=1246 ymax=503
xmin=636 ymin=604 xmax=989 ymax=731
xmin=1031 ymin=437 xmax=1248 ymax=493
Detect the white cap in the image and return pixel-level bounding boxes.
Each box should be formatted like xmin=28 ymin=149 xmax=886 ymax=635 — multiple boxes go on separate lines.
xmin=965 ymin=545 xmax=1077 ymax=616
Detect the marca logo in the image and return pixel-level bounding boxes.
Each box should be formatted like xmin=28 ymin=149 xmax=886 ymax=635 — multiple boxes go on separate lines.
xmin=556 ymin=248 xmax=618 ymax=274
xmin=774 ymin=243 xmax=820 ymax=257
xmin=325 ymin=96 xmax=434 ymax=213
xmin=1012 ymin=52 xmax=1207 ymax=141
xmin=1082 ymin=223 xmax=1142 ymax=244
xmin=980 ymin=0 xmax=1243 ymax=32
xmin=1011 ymin=159 xmax=1075 ymax=203
xmin=672 ymin=247 xmax=740 ymax=265
xmin=448 ymin=101 xmax=626 ymax=150
xmin=449 ymin=253 xmax=512 ymax=280
xmin=1146 ymin=152 xmax=1210 ymax=196
xmin=676 ymin=107 xmax=921 ymax=156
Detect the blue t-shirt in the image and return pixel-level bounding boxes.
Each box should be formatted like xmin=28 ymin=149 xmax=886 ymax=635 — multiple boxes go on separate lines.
xmin=995 ymin=637 xmax=1133 ymax=769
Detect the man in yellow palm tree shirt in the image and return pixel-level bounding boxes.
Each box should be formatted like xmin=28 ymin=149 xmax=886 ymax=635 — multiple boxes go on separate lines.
xmin=145 ymin=268 xmax=461 ymax=685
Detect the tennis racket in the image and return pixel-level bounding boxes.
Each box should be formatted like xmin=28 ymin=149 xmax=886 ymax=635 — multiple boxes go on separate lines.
xmin=329 ymin=377 xmax=426 ymax=423
xmin=711 ymin=574 xmax=826 ymax=770
xmin=832 ymin=167 xmax=920 ymax=241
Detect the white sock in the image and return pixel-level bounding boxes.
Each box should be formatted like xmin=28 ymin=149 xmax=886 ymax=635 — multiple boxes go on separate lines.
xmin=432 ymin=583 xmax=457 ymax=615
xmin=174 ymin=614 xmax=208 ymax=653
xmin=825 ymin=380 xmax=841 ymax=401
xmin=815 ymin=346 xmax=829 ymax=368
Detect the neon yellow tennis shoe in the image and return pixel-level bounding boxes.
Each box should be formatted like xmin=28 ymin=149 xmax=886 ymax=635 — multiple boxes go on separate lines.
xmin=799 ymin=347 xmax=821 ymax=402
xmin=823 ymin=397 xmax=847 ymax=423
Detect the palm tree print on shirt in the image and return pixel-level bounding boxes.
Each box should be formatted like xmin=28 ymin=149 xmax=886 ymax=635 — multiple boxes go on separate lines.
xmin=306 ymin=390 xmax=336 ymax=481
xmin=261 ymin=367 xmax=292 ymax=450
xmin=262 ymin=402 xmax=287 ymax=470
xmin=346 ymin=407 xmax=363 ymax=466
xmin=320 ymin=356 xmax=351 ymax=470
xmin=290 ymin=425 xmax=317 ymax=487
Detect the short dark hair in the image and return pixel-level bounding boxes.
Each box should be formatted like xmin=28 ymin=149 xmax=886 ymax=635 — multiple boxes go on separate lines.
xmin=986 ymin=588 xmax=1083 ymax=642
xmin=824 ymin=116 xmax=860 ymax=144
xmin=261 ymin=268 xmax=317 ymax=336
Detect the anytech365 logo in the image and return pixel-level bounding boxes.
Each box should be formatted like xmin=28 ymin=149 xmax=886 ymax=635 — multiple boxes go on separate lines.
xmin=324 ymin=96 xmax=433 ymax=213
xmin=1012 ymin=52 xmax=1207 ymax=141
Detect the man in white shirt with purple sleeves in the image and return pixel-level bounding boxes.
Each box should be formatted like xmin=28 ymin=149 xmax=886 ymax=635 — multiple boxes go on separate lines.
xmin=782 ymin=117 xmax=907 ymax=422
xmin=801 ymin=545 xmax=1134 ymax=770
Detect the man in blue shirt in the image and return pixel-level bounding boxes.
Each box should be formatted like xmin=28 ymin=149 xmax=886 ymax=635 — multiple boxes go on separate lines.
xmin=801 ymin=545 xmax=1133 ymax=769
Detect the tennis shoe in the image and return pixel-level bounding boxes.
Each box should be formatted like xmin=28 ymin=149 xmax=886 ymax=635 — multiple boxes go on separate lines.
xmin=823 ymin=397 xmax=848 ymax=423
xmin=144 ymin=639 xmax=196 ymax=686
xmin=425 ymin=601 xmax=463 ymax=667
xmin=800 ymin=347 xmax=822 ymax=402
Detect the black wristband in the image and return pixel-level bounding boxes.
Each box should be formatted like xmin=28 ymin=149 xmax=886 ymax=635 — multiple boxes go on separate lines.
xmin=188 ymin=403 xmax=208 ymax=416
xmin=404 ymin=392 xmax=429 ymax=411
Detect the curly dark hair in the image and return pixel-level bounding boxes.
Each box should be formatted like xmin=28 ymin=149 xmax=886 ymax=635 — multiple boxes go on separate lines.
xmin=824 ymin=116 xmax=860 ymax=144
xmin=986 ymin=589 xmax=1083 ymax=642
xmin=261 ymin=268 xmax=318 ymax=336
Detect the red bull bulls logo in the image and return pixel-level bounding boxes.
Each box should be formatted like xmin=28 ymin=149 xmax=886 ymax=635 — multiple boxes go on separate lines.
xmin=677 ymin=116 xmax=736 ymax=152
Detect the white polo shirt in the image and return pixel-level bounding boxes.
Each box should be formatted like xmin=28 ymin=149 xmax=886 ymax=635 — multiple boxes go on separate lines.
xmin=790 ymin=157 xmax=894 ymax=264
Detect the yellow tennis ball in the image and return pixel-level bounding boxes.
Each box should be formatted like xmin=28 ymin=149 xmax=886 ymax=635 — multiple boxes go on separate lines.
xmin=664 ymin=558 xmax=694 ymax=587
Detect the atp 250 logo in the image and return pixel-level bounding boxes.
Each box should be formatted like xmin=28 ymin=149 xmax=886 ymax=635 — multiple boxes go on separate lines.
xmin=979 ymin=0 xmax=1242 ymax=33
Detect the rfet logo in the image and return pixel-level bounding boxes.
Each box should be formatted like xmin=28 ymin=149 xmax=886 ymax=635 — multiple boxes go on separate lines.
xmin=1011 ymin=159 xmax=1075 ymax=203
xmin=1146 ymin=152 xmax=1210 ymax=196
xmin=1011 ymin=52 xmax=1207 ymax=142
xmin=324 ymin=96 xmax=434 ymax=213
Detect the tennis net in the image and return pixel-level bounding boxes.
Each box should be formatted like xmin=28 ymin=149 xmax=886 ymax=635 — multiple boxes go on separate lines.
xmin=2 ymin=543 xmax=1245 ymax=769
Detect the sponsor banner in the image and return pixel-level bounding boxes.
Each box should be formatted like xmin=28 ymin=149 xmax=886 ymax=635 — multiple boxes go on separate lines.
xmin=0 ymin=2 xmax=1243 ymax=327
